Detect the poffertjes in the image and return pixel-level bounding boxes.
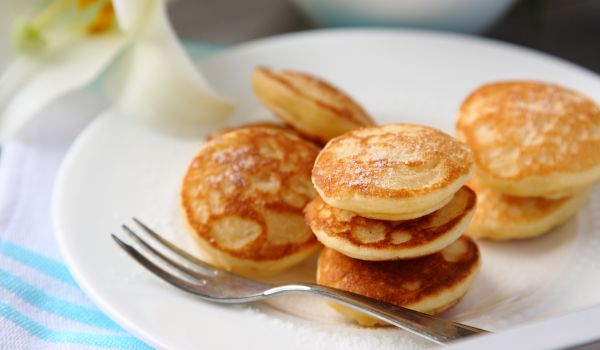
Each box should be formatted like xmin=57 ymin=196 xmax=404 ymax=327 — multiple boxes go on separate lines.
xmin=456 ymin=81 xmax=600 ymax=199
xmin=305 ymin=187 xmax=476 ymax=260
xmin=252 ymin=67 xmax=374 ymax=143
xmin=181 ymin=126 xmax=321 ymax=276
xmin=466 ymin=176 xmax=589 ymax=240
xmin=317 ymin=236 xmax=480 ymax=326
xmin=312 ymin=124 xmax=474 ymax=220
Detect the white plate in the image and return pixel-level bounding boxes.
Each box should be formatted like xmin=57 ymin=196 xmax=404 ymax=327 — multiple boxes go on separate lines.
xmin=53 ymin=29 xmax=600 ymax=350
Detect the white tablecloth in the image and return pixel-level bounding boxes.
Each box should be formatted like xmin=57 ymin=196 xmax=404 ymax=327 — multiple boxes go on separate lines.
xmin=0 ymin=88 xmax=153 ymax=349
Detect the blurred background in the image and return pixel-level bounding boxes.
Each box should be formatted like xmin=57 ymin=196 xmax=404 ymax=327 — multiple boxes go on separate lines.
xmin=168 ymin=0 xmax=600 ymax=73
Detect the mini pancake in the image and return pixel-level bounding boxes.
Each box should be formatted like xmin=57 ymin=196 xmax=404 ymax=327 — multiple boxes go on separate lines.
xmin=252 ymin=67 xmax=374 ymax=143
xmin=312 ymin=124 xmax=474 ymax=220
xmin=305 ymin=186 xmax=476 ymax=260
xmin=181 ymin=126 xmax=321 ymax=276
xmin=456 ymin=81 xmax=600 ymax=199
xmin=317 ymin=236 xmax=480 ymax=326
xmin=466 ymin=176 xmax=589 ymax=240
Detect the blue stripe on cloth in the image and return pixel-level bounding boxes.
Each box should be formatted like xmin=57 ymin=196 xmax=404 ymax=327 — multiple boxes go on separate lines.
xmin=0 ymin=302 xmax=152 ymax=349
xmin=0 ymin=239 xmax=77 ymax=286
xmin=0 ymin=269 xmax=121 ymax=331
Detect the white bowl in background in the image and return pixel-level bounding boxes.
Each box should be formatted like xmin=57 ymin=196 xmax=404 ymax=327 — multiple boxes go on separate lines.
xmin=292 ymin=0 xmax=518 ymax=34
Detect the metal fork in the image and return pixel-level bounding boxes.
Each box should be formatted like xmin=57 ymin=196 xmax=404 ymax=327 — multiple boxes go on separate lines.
xmin=111 ymin=218 xmax=489 ymax=345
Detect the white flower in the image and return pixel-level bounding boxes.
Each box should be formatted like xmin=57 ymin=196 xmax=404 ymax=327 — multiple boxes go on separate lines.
xmin=0 ymin=0 xmax=234 ymax=140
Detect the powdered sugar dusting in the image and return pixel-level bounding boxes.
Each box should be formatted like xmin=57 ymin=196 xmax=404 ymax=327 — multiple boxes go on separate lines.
xmin=313 ymin=124 xmax=473 ymax=197
xmin=458 ymin=81 xmax=600 ymax=179
xmin=238 ymin=300 xmax=434 ymax=350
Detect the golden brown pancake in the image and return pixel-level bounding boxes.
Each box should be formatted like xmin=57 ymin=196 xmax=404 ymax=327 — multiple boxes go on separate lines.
xmin=181 ymin=126 xmax=321 ymax=276
xmin=312 ymin=124 xmax=474 ymax=220
xmin=317 ymin=236 xmax=480 ymax=326
xmin=305 ymin=186 xmax=476 ymax=260
xmin=252 ymin=67 xmax=374 ymax=143
xmin=467 ymin=176 xmax=589 ymax=240
xmin=456 ymin=81 xmax=600 ymax=199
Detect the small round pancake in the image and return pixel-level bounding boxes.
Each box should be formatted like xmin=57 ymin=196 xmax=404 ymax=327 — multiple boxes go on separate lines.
xmin=181 ymin=126 xmax=321 ymax=276
xmin=305 ymin=186 xmax=476 ymax=260
xmin=252 ymin=67 xmax=374 ymax=143
xmin=317 ymin=236 xmax=480 ymax=326
xmin=312 ymin=124 xmax=474 ymax=220
xmin=456 ymin=81 xmax=600 ymax=198
xmin=467 ymin=176 xmax=589 ymax=240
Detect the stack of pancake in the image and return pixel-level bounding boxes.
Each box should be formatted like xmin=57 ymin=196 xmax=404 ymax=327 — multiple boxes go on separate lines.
xmin=306 ymin=124 xmax=481 ymax=326
xmin=181 ymin=67 xmax=484 ymax=326
xmin=456 ymin=81 xmax=600 ymax=240
xmin=252 ymin=68 xmax=483 ymax=323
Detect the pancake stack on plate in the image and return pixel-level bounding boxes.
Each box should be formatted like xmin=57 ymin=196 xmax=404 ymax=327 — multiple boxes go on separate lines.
xmin=306 ymin=124 xmax=481 ymax=326
xmin=182 ymin=68 xmax=489 ymax=325
xmin=456 ymin=81 xmax=600 ymax=240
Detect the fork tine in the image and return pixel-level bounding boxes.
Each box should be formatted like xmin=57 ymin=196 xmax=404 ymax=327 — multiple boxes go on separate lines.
xmin=121 ymin=224 xmax=216 ymax=279
xmin=110 ymin=234 xmax=215 ymax=299
xmin=130 ymin=218 xmax=273 ymax=291
xmin=131 ymin=217 xmax=221 ymax=274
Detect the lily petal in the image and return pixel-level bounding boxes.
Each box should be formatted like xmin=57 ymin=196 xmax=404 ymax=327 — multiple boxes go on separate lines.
xmin=0 ymin=1 xmax=44 ymax=67
xmin=0 ymin=33 xmax=127 ymax=140
xmin=104 ymin=0 xmax=234 ymax=136
xmin=111 ymin=0 xmax=149 ymax=33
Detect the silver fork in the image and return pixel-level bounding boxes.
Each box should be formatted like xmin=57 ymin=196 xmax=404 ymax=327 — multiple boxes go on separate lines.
xmin=111 ymin=218 xmax=489 ymax=345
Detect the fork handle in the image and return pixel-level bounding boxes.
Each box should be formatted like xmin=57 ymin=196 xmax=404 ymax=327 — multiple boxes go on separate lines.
xmin=263 ymin=283 xmax=489 ymax=345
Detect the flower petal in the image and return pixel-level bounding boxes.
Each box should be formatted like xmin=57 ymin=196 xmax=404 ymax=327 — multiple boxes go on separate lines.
xmin=0 ymin=34 xmax=127 ymax=140
xmin=111 ymin=0 xmax=149 ymax=33
xmin=103 ymin=0 xmax=234 ymax=136
xmin=0 ymin=1 xmax=45 ymax=66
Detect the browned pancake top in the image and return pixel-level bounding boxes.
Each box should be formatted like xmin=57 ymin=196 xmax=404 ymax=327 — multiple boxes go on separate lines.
xmin=456 ymin=81 xmax=600 ymax=180
xmin=317 ymin=236 xmax=480 ymax=307
xmin=251 ymin=67 xmax=374 ymax=143
xmin=305 ymin=186 xmax=476 ymax=249
xmin=312 ymin=124 xmax=473 ymax=199
xmin=181 ymin=126 xmax=320 ymax=261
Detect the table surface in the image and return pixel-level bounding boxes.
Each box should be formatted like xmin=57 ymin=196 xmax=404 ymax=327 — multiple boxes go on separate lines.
xmin=169 ymin=0 xmax=600 ymax=74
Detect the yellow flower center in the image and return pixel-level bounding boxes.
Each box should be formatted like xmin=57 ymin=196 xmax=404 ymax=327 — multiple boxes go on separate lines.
xmin=77 ymin=0 xmax=116 ymax=35
xmin=12 ymin=0 xmax=117 ymax=55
